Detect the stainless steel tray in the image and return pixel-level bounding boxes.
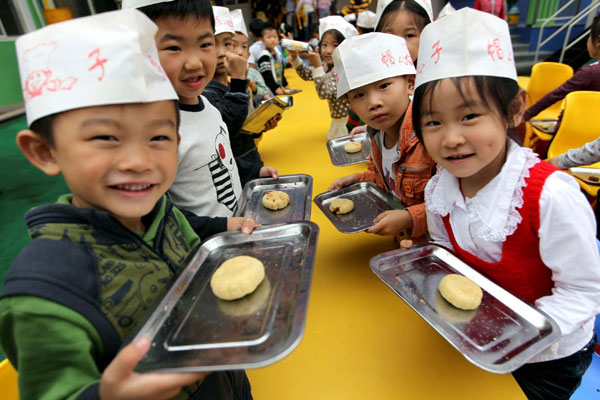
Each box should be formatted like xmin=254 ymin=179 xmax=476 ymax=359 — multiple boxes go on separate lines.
xmin=313 ymin=182 xmax=403 ymax=233
xmin=234 ymin=174 xmax=313 ymax=225
xmin=370 ymin=244 xmax=560 ymax=373
xmin=326 ymin=132 xmax=372 ymax=166
xmin=570 ymin=167 xmax=600 ymax=185
xmin=134 ymin=222 xmax=319 ymax=372
xmin=530 ymin=118 xmax=558 ymax=134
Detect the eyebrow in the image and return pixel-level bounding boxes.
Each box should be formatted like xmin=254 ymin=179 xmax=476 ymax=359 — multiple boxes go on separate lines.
xmin=420 ymin=101 xmax=483 ymax=117
xmin=80 ymin=118 xmax=120 ymax=129
xmin=159 ymin=31 xmax=213 ymax=43
xmin=150 ymin=118 xmax=177 ymax=128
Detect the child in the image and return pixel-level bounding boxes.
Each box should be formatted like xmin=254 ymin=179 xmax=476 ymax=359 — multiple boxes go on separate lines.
xmin=133 ymin=0 xmax=277 ymax=221
xmin=290 ymin=15 xmax=358 ymax=139
xmin=328 ymin=33 xmax=436 ymax=242
xmin=411 ymin=9 xmax=600 ymax=399
xmin=0 ymin=9 xmax=251 ymax=399
xmin=523 ymin=14 xmax=600 ymax=134
xmin=256 ymin=22 xmax=291 ymax=95
xmin=248 ymin=18 xmax=266 ymax=66
xmin=356 ymin=10 xmax=377 ymax=34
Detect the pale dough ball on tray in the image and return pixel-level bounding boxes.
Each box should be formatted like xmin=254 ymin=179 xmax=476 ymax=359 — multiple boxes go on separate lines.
xmin=262 ymin=190 xmax=290 ymax=210
xmin=434 ymin=290 xmax=477 ymax=324
xmin=218 ymin=278 xmax=271 ymax=317
xmin=438 ymin=274 xmax=482 ymax=310
xmin=344 ymin=141 xmax=362 ymax=153
xmin=211 ymin=256 xmax=265 ymax=301
xmin=329 ymin=198 xmax=354 ymax=215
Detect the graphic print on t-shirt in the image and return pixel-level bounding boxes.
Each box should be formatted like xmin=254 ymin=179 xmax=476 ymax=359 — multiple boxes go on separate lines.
xmin=208 ymin=127 xmax=238 ymax=212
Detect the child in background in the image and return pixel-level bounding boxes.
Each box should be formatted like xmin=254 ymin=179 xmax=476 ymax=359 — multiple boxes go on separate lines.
xmin=523 ymin=14 xmax=600 ymax=134
xmin=329 ymin=33 xmax=435 ymax=242
xmin=248 ymin=18 xmax=266 ymax=66
xmin=290 ymin=16 xmax=358 ymax=139
xmin=134 ymin=0 xmax=273 ymax=229
xmin=0 ymin=9 xmax=250 ymax=399
xmin=257 ymin=22 xmax=291 ymax=95
xmin=411 ymin=9 xmax=600 ymax=399
xmin=356 ymin=10 xmax=376 ymax=33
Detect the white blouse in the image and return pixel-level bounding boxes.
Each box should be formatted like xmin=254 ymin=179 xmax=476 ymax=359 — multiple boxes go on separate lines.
xmin=425 ymin=140 xmax=600 ymax=362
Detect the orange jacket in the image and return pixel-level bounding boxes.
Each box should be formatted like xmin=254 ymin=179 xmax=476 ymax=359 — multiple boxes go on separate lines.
xmin=353 ymin=103 xmax=436 ymax=241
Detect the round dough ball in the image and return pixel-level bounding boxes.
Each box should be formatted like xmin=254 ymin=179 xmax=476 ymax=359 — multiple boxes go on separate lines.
xmin=438 ymin=274 xmax=483 ymax=310
xmin=434 ymin=290 xmax=477 ymax=324
xmin=344 ymin=141 xmax=362 ymax=153
xmin=329 ymin=198 xmax=354 ymax=215
xmin=218 ymin=278 xmax=271 ymax=317
xmin=262 ymin=190 xmax=290 ymax=210
xmin=211 ymin=256 xmax=266 ymax=301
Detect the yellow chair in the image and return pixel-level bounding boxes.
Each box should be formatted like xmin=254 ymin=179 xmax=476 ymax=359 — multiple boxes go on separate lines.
xmin=0 ymin=359 xmax=19 ymax=400
xmin=523 ymin=62 xmax=574 ymax=148
xmin=546 ymin=91 xmax=600 ymax=197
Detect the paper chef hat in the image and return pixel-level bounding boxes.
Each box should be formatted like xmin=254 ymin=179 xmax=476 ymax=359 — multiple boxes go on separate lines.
xmin=414 ymin=7 xmax=517 ymax=89
xmin=343 ymin=13 xmax=356 ymax=23
xmin=357 ymin=11 xmax=377 ymax=29
xmin=333 ymin=32 xmax=416 ymax=98
xmin=213 ymin=6 xmax=234 ymax=35
xmin=375 ymin=0 xmax=434 ymax=29
xmin=121 ymin=0 xmax=175 ymax=8
xmin=319 ymin=16 xmax=359 ymax=40
xmin=230 ymin=9 xmax=248 ymax=37
xmin=16 ymin=9 xmax=177 ymax=126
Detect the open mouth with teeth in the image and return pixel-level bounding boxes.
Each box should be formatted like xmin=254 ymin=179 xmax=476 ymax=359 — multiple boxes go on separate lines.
xmin=445 ymin=154 xmax=474 ymax=160
xmin=111 ymin=183 xmax=154 ymax=191
xmin=183 ymin=76 xmax=202 ymax=83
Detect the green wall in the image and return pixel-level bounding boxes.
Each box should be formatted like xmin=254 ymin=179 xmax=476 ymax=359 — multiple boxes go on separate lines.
xmin=0 ymin=40 xmax=23 ymax=108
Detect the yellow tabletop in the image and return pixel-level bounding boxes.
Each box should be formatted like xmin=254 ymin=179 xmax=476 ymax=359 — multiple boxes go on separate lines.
xmin=246 ymin=70 xmax=526 ymax=399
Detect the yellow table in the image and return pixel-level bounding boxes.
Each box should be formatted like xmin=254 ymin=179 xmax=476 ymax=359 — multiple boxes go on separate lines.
xmin=247 ymin=70 xmax=526 ymax=399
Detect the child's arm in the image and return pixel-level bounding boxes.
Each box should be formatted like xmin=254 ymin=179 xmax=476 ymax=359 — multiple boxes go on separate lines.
xmin=290 ymin=52 xmax=314 ymax=81
xmin=203 ymin=81 xmax=250 ymax=139
xmin=257 ymin=54 xmax=282 ymax=95
xmin=313 ymin=68 xmax=339 ymax=101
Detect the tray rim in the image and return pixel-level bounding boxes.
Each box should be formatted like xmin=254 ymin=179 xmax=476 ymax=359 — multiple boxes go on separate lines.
xmin=234 ymin=173 xmax=313 ymax=222
xmin=570 ymin=167 xmax=600 ymax=185
xmin=369 ymin=243 xmax=561 ymax=374
xmin=132 ymin=221 xmax=319 ymax=372
xmin=326 ymin=132 xmax=371 ymax=166
xmin=313 ymin=181 xmax=402 ymax=233
xmin=530 ymin=118 xmax=558 ymax=134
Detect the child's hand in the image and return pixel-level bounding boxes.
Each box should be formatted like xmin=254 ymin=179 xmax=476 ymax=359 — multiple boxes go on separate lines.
xmin=289 ymin=50 xmax=299 ymax=61
xmin=260 ymin=166 xmax=278 ymax=178
xmin=367 ymin=210 xmax=412 ymax=237
xmin=349 ymin=125 xmax=367 ymax=139
xmin=328 ymin=175 xmax=358 ymax=191
xmin=305 ymin=51 xmax=322 ymax=68
xmin=275 ymin=87 xmax=284 ymax=95
xmin=264 ymin=114 xmax=282 ymax=132
xmin=249 ymin=79 xmax=257 ymax=93
xmin=399 ymin=239 xmax=413 ymax=249
xmin=227 ymin=217 xmax=259 ymax=234
xmin=547 ymin=156 xmax=562 ymax=169
xmin=225 ymin=52 xmax=248 ymax=80
xmin=99 ymin=337 xmax=207 ymax=400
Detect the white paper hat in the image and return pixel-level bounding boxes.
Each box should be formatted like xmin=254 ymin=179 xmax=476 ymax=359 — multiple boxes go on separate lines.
xmin=319 ymin=16 xmax=359 ymax=40
xmin=16 ymin=9 xmax=177 ymax=126
xmin=333 ymin=32 xmax=416 ymax=98
xmin=414 ymin=7 xmax=517 ymax=89
xmin=230 ymin=9 xmax=248 ymax=37
xmin=343 ymin=13 xmax=356 ymax=23
xmin=121 ymin=0 xmax=174 ymax=9
xmin=213 ymin=6 xmax=234 ymax=35
xmin=375 ymin=0 xmax=434 ymax=29
xmin=437 ymin=2 xmax=456 ymax=18
xmin=357 ymin=11 xmax=377 ymax=29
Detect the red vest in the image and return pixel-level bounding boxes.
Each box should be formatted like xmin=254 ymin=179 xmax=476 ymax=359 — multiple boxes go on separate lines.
xmin=442 ymin=161 xmax=560 ymax=304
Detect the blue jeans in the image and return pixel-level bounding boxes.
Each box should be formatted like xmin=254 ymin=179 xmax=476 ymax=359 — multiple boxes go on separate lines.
xmin=512 ymin=335 xmax=596 ymax=400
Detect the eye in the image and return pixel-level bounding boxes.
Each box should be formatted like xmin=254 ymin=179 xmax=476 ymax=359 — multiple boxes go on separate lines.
xmin=379 ymin=82 xmax=391 ymax=90
xmin=405 ymin=33 xmax=416 ymax=38
xmin=201 ymin=41 xmax=213 ymax=49
xmin=91 ymin=135 xmax=117 ymax=141
xmin=424 ymin=120 xmax=440 ymax=127
xmin=165 ymin=45 xmax=181 ymax=52
xmin=462 ymin=113 xmax=479 ymax=121
xmin=352 ymin=92 xmax=364 ymax=100
xmin=225 ymin=41 xmax=232 ymax=47
xmin=151 ymin=135 xmax=172 ymax=142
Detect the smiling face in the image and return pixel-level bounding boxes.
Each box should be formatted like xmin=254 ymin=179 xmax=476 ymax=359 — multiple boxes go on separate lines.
xmin=232 ymin=32 xmax=249 ymax=59
xmin=419 ymin=78 xmax=511 ymax=194
xmin=380 ymin=10 xmax=421 ymax=62
xmin=155 ymin=16 xmax=216 ymax=105
xmin=47 ymin=101 xmax=179 ymax=232
xmin=319 ymin=31 xmax=340 ymax=68
xmin=347 ymin=75 xmax=414 ymax=136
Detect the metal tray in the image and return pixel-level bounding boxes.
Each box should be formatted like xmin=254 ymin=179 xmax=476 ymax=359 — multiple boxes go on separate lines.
xmin=326 ymin=132 xmax=372 ymax=166
xmin=570 ymin=167 xmax=600 ymax=185
xmin=370 ymin=244 xmax=560 ymax=373
xmin=313 ymin=182 xmax=403 ymax=233
xmin=134 ymin=222 xmax=319 ymax=373
xmin=234 ymin=174 xmax=313 ymax=225
xmin=530 ymin=118 xmax=558 ymax=134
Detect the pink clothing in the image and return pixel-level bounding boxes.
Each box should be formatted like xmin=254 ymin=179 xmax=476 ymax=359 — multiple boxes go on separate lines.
xmin=474 ymin=0 xmax=506 ymax=19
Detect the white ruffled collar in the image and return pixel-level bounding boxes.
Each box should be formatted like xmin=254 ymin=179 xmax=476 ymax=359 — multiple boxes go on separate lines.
xmin=425 ymin=140 xmax=540 ymax=242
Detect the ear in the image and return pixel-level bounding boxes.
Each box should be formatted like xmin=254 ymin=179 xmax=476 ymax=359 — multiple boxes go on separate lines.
xmin=406 ymin=75 xmax=415 ymax=97
xmin=508 ymin=89 xmax=527 ymax=128
xmin=16 ymin=130 xmax=61 ymax=176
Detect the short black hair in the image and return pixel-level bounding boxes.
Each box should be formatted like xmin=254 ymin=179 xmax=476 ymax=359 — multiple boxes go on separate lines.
xmin=261 ymin=22 xmax=276 ymax=37
xmin=412 ymin=76 xmax=521 ymax=144
xmin=319 ymin=29 xmax=346 ymax=48
xmin=30 ymin=101 xmax=181 ymax=148
xmin=138 ymin=0 xmax=215 ymax=31
xmin=375 ymin=0 xmax=431 ymax=33
xmin=249 ymin=18 xmax=265 ymax=37
xmin=591 ymin=14 xmax=600 ymax=45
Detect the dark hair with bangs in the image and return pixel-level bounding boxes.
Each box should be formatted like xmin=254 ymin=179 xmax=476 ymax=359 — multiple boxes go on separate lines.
xmin=249 ymin=18 xmax=265 ymax=38
xmin=138 ymin=0 xmax=215 ymax=31
xmin=30 ymin=101 xmax=181 ymax=148
xmin=591 ymin=14 xmax=600 ymax=45
xmin=412 ymin=76 xmax=521 ymax=144
xmin=319 ymin=29 xmax=346 ymax=50
xmin=260 ymin=22 xmax=276 ymax=37
xmin=375 ymin=0 xmax=431 ymax=33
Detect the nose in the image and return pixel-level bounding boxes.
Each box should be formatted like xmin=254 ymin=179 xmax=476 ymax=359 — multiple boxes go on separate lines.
xmin=367 ymin=92 xmax=383 ymax=111
xmin=117 ymin=143 xmax=153 ymax=173
xmin=184 ymin=51 xmax=203 ymax=71
xmin=441 ymin=124 xmax=466 ymax=148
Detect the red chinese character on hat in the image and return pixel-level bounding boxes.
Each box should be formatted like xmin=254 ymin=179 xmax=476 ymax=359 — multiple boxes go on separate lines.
xmin=487 ymin=38 xmax=504 ymax=62
xmin=430 ymin=40 xmax=443 ymax=64
xmin=381 ymin=49 xmax=395 ymax=68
